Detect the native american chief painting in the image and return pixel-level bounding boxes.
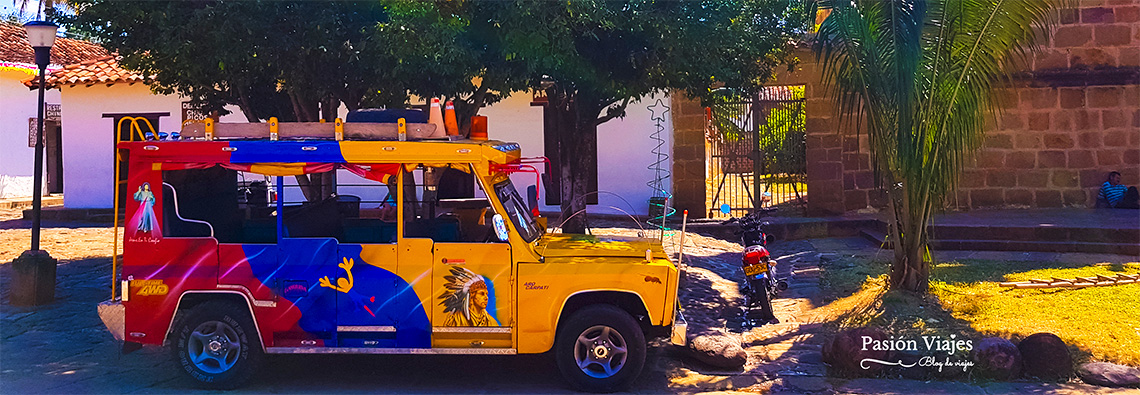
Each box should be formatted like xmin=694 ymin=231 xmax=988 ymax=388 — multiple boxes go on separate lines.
xmin=439 ymin=267 xmax=500 ymax=327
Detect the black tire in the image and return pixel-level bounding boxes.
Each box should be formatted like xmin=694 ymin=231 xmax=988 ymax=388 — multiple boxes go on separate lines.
xmin=171 ymin=300 xmax=263 ymax=390
xmin=555 ymin=304 xmax=646 ymax=393
xmin=745 ymin=278 xmax=777 ymax=323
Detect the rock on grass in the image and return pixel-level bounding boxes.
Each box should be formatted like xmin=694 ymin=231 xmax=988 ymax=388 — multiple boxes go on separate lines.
xmin=1078 ymin=362 xmax=1140 ymax=388
xmin=822 ymin=327 xmax=890 ymax=376
xmin=1018 ymin=333 xmax=1072 ymax=380
xmin=687 ymin=333 xmax=747 ymax=369
xmin=972 ymin=337 xmax=1022 ymax=380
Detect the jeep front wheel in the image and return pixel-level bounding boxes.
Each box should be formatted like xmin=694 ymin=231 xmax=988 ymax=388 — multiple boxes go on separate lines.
xmin=555 ymin=304 xmax=646 ymax=393
xmin=172 ymin=300 xmax=263 ymax=389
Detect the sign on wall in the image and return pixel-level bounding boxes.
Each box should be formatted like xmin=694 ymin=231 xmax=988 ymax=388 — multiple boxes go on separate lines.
xmin=182 ymin=101 xmax=217 ymax=124
xmin=28 ymin=104 xmax=62 ymax=147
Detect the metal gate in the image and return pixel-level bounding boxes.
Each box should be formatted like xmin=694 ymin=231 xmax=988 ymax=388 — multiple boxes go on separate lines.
xmin=706 ymin=86 xmax=807 ymax=218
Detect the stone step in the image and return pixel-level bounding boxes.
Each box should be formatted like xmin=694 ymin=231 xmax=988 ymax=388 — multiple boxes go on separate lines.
xmin=860 ymin=228 xmax=1139 ymax=255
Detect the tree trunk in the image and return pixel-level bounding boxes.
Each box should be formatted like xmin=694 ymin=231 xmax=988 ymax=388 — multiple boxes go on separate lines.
xmin=887 ymin=182 xmax=930 ymax=293
xmin=546 ymin=89 xmax=601 ymax=235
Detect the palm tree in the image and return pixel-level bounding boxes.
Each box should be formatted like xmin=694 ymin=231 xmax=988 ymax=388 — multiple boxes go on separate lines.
xmin=813 ymin=0 xmax=1061 ymax=292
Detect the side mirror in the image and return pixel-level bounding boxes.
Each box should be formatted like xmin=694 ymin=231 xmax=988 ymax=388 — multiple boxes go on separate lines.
xmin=491 ymin=214 xmax=510 ymax=242
xmin=765 ymin=234 xmax=775 ymax=244
xmin=527 ymin=185 xmax=539 ymax=215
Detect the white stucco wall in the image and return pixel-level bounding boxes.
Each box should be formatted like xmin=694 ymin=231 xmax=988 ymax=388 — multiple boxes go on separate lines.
xmin=55 ymin=84 xmax=673 ymax=214
xmin=60 ymin=83 xmax=245 ymax=208
xmin=480 ymin=92 xmax=674 ymax=217
xmin=0 ymin=69 xmax=62 ymax=198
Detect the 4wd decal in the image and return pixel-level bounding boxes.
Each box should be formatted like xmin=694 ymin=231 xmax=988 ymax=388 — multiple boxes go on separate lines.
xmin=133 ymin=279 xmax=169 ymax=296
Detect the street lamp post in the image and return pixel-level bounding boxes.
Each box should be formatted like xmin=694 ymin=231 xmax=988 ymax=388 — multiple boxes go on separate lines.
xmin=12 ymin=20 xmax=60 ymax=306
xmin=26 ymin=20 xmax=58 ymax=251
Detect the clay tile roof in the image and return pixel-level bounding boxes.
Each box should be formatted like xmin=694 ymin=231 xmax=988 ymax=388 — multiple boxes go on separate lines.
xmin=0 ymin=22 xmax=109 ymax=66
xmin=26 ymin=55 xmax=148 ymax=88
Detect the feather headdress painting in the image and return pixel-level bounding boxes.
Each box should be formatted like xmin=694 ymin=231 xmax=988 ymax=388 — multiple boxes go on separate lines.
xmin=439 ymin=267 xmax=499 ymax=327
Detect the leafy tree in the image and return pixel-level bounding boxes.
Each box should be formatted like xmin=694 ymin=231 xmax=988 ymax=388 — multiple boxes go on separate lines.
xmin=62 ymin=1 xmax=426 ymax=200
xmin=813 ymin=0 xmax=1060 ymax=291
xmin=389 ymin=0 xmax=809 ymax=233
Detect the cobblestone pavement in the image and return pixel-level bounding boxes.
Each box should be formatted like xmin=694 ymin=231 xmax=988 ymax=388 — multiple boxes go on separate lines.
xmin=2 ymin=220 xmax=1138 ymax=393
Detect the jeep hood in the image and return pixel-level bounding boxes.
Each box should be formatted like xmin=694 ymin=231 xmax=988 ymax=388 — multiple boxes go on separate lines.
xmin=536 ymin=234 xmax=669 ymax=259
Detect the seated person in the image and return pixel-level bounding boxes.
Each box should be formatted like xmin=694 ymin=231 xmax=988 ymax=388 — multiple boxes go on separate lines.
xmin=1097 ymin=171 xmax=1139 ymax=209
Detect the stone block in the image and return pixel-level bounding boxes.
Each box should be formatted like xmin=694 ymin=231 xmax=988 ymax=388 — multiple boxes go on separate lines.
xmin=1022 ymin=88 xmax=1058 ymax=109
xmin=1071 ymin=48 xmax=1118 ymax=68
xmin=1102 ymin=110 xmax=1127 ymax=129
xmin=985 ymin=134 xmax=1014 ymax=149
xmin=1116 ymin=6 xmax=1140 ymax=23
xmin=1059 ymin=88 xmax=1086 ymax=109
xmin=808 ymin=161 xmax=842 ymax=181
xmin=844 ymin=190 xmax=869 ymax=210
xmin=1028 ymin=112 xmax=1051 ymax=131
xmin=1018 ymin=170 xmax=1050 ymax=188
xmin=1054 ymin=25 xmax=1093 ymax=47
xmin=961 ymin=170 xmax=988 ymax=188
xmin=10 ymin=250 xmax=57 ymax=306
xmin=806 ymin=116 xmax=834 ymax=133
xmin=988 ymin=171 xmax=1017 ymax=187
xmin=842 ymin=153 xmax=862 ymax=171
xmin=1068 ymin=150 xmax=1097 ymax=168
xmin=1063 ymin=189 xmax=1088 ymax=206
xmin=1088 ymin=87 xmax=1122 ymax=108
xmin=1036 ymin=190 xmax=1064 ymax=207
xmin=1034 ymin=49 xmax=1069 ymax=70
xmin=1008 ymin=151 xmax=1037 ymax=169
xmin=1097 ymin=150 xmax=1123 ymax=166
xmin=1051 ymin=111 xmax=1074 ymax=131
xmin=1044 ymin=133 xmax=1075 ymax=149
xmin=844 ymin=172 xmax=855 ymax=189
xmin=1125 ymin=149 xmax=1139 ymax=165
xmin=977 ymin=149 xmax=1006 ymax=168
xmin=1038 ymin=151 xmax=1067 ymax=168
xmin=1078 ymin=132 xmax=1103 ymax=148
xmin=1081 ymin=169 xmax=1110 ymax=188
xmin=1007 ymin=189 xmax=1034 ymax=206
xmin=1014 ymin=134 xmax=1043 ymax=149
xmin=1059 ymin=8 xmax=1079 ymax=24
xmin=1121 ymin=47 xmax=1140 ymax=67
xmin=821 ymin=134 xmax=842 ymax=149
xmin=1075 ymin=110 xmax=1097 ymax=130
xmin=1000 ymin=112 xmax=1024 ymax=130
xmin=1082 ymin=7 xmax=1115 ymax=23
xmin=1094 ymin=24 xmax=1132 ymax=46
xmin=843 ymin=136 xmax=859 ymax=152
xmin=972 ymin=189 xmax=1004 ymax=207
xmin=1052 ymin=170 xmax=1080 ymax=188
xmin=827 ymin=148 xmax=842 ymax=162
xmin=855 ymin=171 xmax=875 ymax=189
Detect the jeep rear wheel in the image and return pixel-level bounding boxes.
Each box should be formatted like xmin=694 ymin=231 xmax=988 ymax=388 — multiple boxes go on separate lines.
xmin=555 ymin=305 xmax=646 ymax=393
xmin=172 ymin=300 xmax=263 ymax=389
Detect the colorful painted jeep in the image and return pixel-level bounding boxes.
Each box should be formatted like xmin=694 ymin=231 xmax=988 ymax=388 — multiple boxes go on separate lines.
xmin=98 ymin=125 xmax=684 ymax=392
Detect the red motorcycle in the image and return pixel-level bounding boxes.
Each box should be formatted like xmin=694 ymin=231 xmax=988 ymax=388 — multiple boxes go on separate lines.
xmin=722 ymin=207 xmax=787 ymax=328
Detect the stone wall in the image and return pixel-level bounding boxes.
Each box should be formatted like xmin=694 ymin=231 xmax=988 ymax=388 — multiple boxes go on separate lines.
xmin=670 ymin=93 xmax=709 ymax=218
xmin=671 ymin=4 xmax=1139 ymax=217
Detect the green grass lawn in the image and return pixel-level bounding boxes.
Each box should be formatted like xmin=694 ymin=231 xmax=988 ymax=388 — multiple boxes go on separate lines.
xmin=818 ymin=256 xmax=1140 ymax=366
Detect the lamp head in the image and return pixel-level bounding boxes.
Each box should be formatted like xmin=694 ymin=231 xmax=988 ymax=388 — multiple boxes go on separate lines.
xmin=24 ymin=21 xmax=59 ymax=49
xmin=24 ymin=21 xmax=58 ymax=70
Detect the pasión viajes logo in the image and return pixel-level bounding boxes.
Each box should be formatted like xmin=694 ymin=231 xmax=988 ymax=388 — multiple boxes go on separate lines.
xmin=860 ymin=335 xmax=977 ymax=372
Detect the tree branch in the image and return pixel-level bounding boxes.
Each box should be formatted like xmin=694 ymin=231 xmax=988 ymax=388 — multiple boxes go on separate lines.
xmin=595 ymin=97 xmax=630 ymax=125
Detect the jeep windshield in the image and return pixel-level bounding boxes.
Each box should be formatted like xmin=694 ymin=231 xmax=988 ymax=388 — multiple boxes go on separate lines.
xmin=494 ymin=180 xmax=542 ymax=243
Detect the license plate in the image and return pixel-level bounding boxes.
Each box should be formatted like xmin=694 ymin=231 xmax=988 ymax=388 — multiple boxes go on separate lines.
xmin=743 ymin=264 xmax=767 ymax=276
